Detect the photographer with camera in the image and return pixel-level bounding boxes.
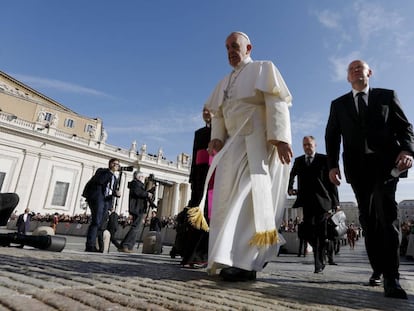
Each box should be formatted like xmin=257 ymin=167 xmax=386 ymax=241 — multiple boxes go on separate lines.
xmin=82 ymin=158 xmax=121 ymax=252
xmin=118 ymin=171 xmax=153 ymax=253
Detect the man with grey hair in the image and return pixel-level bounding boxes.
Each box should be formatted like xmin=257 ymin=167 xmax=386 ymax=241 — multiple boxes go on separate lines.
xmin=118 ymin=171 xmax=153 ymax=253
xmin=204 ymin=31 xmax=293 ymax=281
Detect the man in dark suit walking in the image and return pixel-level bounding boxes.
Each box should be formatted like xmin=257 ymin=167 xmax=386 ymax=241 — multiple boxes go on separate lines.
xmin=83 ymin=158 xmax=121 ymax=252
xmin=118 ymin=171 xmax=153 ymax=253
xmin=288 ymin=136 xmax=339 ymax=273
xmin=16 ymin=208 xmax=31 ymax=235
xmin=325 ymin=59 xmax=414 ymax=299
xmin=16 ymin=207 xmax=31 ymax=248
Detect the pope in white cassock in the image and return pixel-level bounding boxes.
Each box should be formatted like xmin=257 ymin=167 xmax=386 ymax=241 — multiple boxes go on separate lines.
xmin=203 ymin=31 xmax=293 ymax=282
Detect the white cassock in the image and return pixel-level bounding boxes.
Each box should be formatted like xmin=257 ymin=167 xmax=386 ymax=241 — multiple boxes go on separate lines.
xmin=204 ymin=56 xmax=292 ymax=274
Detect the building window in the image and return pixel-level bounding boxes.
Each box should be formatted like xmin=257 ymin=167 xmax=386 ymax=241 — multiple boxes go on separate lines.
xmin=0 ymin=172 xmax=5 ymax=191
xmin=44 ymin=112 xmax=52 ymax=122
xmin=51 ymin=181 xmax=69 ymax=206
xmin=64 ymin=118 xmax=75 ymax=128
xmin=85 ymin=124 xmax=94 ymax=133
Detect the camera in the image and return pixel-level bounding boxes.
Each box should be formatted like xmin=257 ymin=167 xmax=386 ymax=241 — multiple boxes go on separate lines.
xmin=120 ymin=166 xmax=134 ymax=172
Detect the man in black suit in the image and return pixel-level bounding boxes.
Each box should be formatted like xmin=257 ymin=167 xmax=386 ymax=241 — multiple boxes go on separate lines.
xmin=325 ymin=59 xmax=414 ymax=299
xmin=118 ymin=171 xmax=153 ymax=253
xmin=288 ymin=136 xmax=339 ymax=273
xmin=16 ymin=208 xmax=31 ymax=235
xmin=83 ymin=158 xmax=121 ymax=252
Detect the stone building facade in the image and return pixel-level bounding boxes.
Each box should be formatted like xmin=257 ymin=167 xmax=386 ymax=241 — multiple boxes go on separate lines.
xmin=0 ymin=70 xmax=191 ymax=218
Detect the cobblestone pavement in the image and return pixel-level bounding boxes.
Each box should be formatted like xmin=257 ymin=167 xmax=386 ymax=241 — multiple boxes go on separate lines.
xmin=0 ymin=232 xmax=413 ymax=311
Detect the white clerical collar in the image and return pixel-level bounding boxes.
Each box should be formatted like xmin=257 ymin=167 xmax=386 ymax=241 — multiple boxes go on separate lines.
xmin=234 ymin=56 xmax=252 ymax=71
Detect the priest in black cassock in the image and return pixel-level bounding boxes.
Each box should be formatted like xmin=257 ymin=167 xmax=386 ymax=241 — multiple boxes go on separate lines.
xmin=173 ymin=107 xmax=213 ymax=268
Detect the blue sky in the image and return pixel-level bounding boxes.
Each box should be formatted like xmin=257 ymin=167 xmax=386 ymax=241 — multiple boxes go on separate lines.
xmin=2 ymin=0 xmax=414 ymax=203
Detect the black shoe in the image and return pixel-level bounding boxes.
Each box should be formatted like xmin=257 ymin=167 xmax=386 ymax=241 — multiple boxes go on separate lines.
xmin=219 ymin=267 xmax=256 ymax=282
xmin=84 ymin=246 xmax=100 ymax=252
xmin=384 ymin=278 xmax=407 ymax=299
xmin=314 ymin=264 xmax=325 ymax=273
xmin=328 ymin=261 xmax=338 ymax=265
xmin=369 ymin=273 xmax=382 ymax=286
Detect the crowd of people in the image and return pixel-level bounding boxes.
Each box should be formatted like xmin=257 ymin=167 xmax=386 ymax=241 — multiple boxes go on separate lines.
xmin=401 ymin=220 xmax=414 ymax=258
xmin=9 ymin=210 xmax=178 ymax=230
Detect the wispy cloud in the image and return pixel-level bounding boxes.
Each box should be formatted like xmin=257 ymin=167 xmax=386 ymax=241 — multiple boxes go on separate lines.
xmin=392 ymin=28 xmax=414 ymax=62
xmin=12 ymin=73 xmax=111 ymax=98
xmin=354 ymin=2 xmax=404 ymax=45
xmin=291 ymin=111 xmax=325 ymax=135
xmin=106 ymin=110 xmax=201 ymax=135
xmin=313 ymin=8 xmax=351 ymax=49
xmin=315 ymin=9 xmax=341 ymax=29
xmin=314 ymin=1 xmax=414 ymax=80
xmin=329 ymin=52 xmax=361 ymax=81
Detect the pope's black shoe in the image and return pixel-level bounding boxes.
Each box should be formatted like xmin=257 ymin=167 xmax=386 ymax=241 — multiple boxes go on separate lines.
xmin=369 ymin=272 xmax=382 ymax=286
xmin=219 ymin=267 xmax=257 ymax=282
xmin=384 ymin=278 xmax=407 ymax=299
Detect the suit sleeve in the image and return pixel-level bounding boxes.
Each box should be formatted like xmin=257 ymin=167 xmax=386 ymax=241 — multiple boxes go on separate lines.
xmin=325 ymin=101 xmax=342 ymax=170
xmin=288 ymin=159 xmax=298 ymax=191
xmin=189 ymin=130 xmax=198 ymax=183
xmin=390 ymin=91 xmax=414 ymax=154
xmin=94 ymin=168 xmax=113 ymax=185
xmin=321 ymin=155 xmax=339 ymax=208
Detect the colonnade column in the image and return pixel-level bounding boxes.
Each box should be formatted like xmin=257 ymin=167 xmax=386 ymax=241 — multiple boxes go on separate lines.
xmin=171 ymin=183 xmax=180 ymax=216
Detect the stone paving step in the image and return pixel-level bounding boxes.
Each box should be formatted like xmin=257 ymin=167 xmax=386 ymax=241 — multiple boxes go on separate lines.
xmin=0 ymin=232 xmax=413 ymax=310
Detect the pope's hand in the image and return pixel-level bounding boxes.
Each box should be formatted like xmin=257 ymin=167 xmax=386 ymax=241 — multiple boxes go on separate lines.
xmin=208 ymin=139 xmax=223 ymax=155
xmin=270 ymin=141 xmax=293 ymax=164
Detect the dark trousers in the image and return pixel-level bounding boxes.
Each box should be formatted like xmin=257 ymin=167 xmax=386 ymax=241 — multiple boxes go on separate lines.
xmin=121 ymin=213 xmax=144 ymax=250
xmin=305 ymin=216 xmax=327 ymax=270
xmin=86 ymin=197 xmax=112 ymax=248
xmin=350 ymin=154 xmax=401 ymax=280
xmin=298 ymin=238 xmax=307 ymax=256
xmin=326 ymin=239 xmax=335 ymax=263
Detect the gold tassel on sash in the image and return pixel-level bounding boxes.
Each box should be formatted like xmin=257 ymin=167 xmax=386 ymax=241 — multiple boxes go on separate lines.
xmin=248 ymin=229 xmax=279 ymax=247
xmin=186 ymin=109 xmax=256 ymax=235
xmin=187 ymin=207 xmax=209 ymax=232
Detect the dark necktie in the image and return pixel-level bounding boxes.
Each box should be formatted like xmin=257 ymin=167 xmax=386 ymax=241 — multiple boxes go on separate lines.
xmin=306 ymin=156 xmax=312 ymax=166
xmin=357 ymin=92 xmax=367 ymax=125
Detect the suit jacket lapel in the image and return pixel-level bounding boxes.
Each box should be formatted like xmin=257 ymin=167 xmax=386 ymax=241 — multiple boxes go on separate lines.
xmin=366 ymin=88 xmax=377 ymax=114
